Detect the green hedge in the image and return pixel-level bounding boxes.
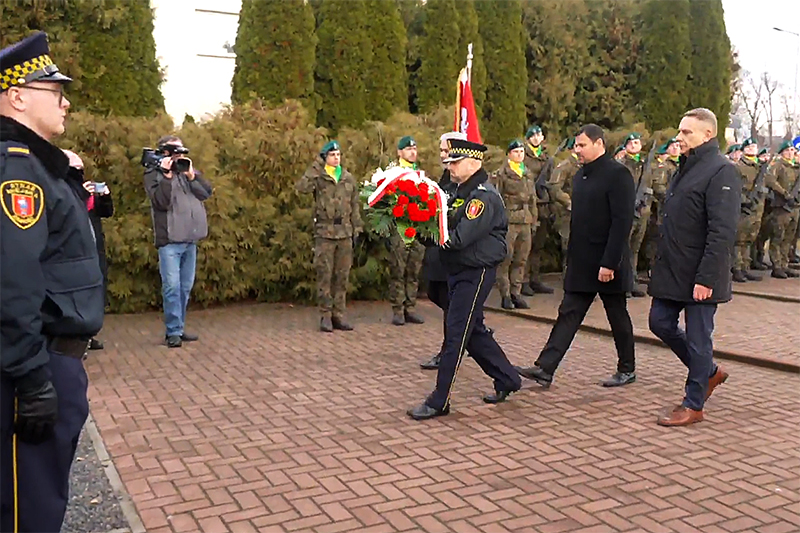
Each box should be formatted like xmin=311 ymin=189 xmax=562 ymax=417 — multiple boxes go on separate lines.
xmin=59 ymin=101 xmax=667 ymax=313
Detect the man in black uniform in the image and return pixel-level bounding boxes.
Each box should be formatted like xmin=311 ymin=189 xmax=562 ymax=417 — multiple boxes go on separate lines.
xmin=1 ymin=32 xmax=104 ymax=532
xmin=408 ymin=139 xmax=522 ymax=420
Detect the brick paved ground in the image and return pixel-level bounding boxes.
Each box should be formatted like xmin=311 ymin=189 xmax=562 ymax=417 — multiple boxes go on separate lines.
xmin=488 ymin=275 xmax=800 ymax=367
xmin=86 ymin=301 xmax=800 ymax=533
xmin=729 ymin=272 xmax=800 ymax=300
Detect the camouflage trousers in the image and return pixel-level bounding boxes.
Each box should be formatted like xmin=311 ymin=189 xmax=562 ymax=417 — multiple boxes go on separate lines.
xmin=791 ymin=216 xmax=800 ymax=260
xmin=552 ymin=206 xmax=570 ymax=273
xmin=388 ymin=233 xmax=425 ymax=312
xmin=753 ymin=207 xmax=771 ymax=265
xmin=314 ymin=236 xmax=353 ymax=318
xmin=498 ymin=223 xmax=533 ymax=297
xmin=630 ymin=207 xmax=652 ymax=276
xmin=526 ymin=203 xmax=551 ymax=283
xmin=732 ymin=207 xmax=765 ymax=271
xmin=765 ymin=209 xmax=800 ymax=270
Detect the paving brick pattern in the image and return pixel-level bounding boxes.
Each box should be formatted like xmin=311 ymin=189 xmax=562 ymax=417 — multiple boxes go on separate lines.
xmin=489 ymin=276 xmax=800 ymax=367
xmin=86 ymin=302 xmax=800 ymax=533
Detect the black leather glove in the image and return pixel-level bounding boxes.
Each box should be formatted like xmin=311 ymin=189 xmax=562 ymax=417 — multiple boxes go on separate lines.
xmin=15 ymin=380 xmax=58 ymax=444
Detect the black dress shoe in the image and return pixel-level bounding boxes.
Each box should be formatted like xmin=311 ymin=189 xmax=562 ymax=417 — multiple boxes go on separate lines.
xmin=181 ymin=332 xmax=199 ymax=342
xmin=332 ymin=317 xmax=354 ymax=331
xmin=530 ymin=281 xmax=555 ymax=294
xmin=407 ymin=403 xmax=450 ymax=420
xmin=515 ymin=365 xmax=553 ymax=388
xmin=501 ymin=296 xmax=514 ymax=310
xmin=404 ymin=311 xmax=425 ymax=324
xmin=320 ymin=317 xmax=333 ymax=333
xmin=630 ymin=288 xmax=646 ymax=297
xmin=420 ymin=354 xmax=441 ymax=370
xmin=510 ymin=294 xmax=529 ymax=309
xmin=600 ymin=372 xmax=636 ymax=387
xmin=520 ymin=284 xmax=535 ymax=297
xmin=483 ymin=389 xmax=516 ymax=404
xmin=88 ymin=338 xmax=104 ymax=350
xmin=166 ymin=335 xmax=182 ymax=348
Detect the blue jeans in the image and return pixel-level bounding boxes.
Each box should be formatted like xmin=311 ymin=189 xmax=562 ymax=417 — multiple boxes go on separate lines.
xmin=648 ymin=298 xmax=718 ymax=411
xmin=158 ymin=243 xmax=197 ymax=337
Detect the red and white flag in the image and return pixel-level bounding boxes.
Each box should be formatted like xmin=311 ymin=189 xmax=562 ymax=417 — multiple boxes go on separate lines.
xmin=453 ymin=44 xmax=482 ymax=143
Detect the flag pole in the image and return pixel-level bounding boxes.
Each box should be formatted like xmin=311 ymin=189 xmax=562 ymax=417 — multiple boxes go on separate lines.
xmin=466 ymin=43 xmax=473 ymax=84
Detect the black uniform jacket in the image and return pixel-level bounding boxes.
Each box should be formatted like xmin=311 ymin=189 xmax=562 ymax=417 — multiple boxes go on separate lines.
xmin=648 ymin=139 xmax=740 ymax=304
xmin=439 ymin=168 xmax=508 ymax=275
xmin=564 ymin=152 xmax=635 ymax=294
xmin=423 ymin=169 xmax=454 ymax=282
xmin=1 ymin=116 xmax=104 ymax=385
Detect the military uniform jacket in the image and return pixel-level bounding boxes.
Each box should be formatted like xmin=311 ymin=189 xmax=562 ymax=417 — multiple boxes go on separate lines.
xmin=548 ymin=154 xmax=580 ymax=209
xmin=621 ymin=153 xmax=645 ymax=183
xmin=440 ymin=169 xmax=508 ymax=274
xmin=524 ymin=145 xmax=551 ymax=204
xmin=296 ymin=159 xmax=363 ymax=239
xmin=765 ymin=157 xmax=799 ymax=211
xmin=651 ymin=157 xmax=678 ymax=203
xmin=1 ymin=116 xmax=104 ymax=383
xmin=491 ymin=160 xmax=537 ymax=224
xmin=735 ymin=156 xmax=762 ymax=210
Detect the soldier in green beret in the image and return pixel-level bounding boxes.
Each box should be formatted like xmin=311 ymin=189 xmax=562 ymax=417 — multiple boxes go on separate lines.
xmin=643 ymin=138 xmax=680 ymax=270
xmin=613 ymin=144 xmax=626 ymax=162
xmin=491 ymin=139 xmax=537 ymax=309
xmin=387 ymin=136 xmax=426 ymax=325
xmin=620 ymin=133 xmax=649 ymax=297
xmin=296 ymin=141 xmax=363 ymax=332
xmin=725 ymin=143 xmax=742 ymax=163
xmin=757 ymin=147 xmax=770 ymax=164
xmin=762 ymin=140 xmax=800 ymax=278
xmin=521 ymin=125 xmax=555 ymax=295
xmin=731 ymin=137 xmax=766 ymax=282
xmin=547 ymin=137 xmax=579 ymax=272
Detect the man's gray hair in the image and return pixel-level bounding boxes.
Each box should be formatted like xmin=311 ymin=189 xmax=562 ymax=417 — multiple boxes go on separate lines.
xmin=683 ymin=108 xmax=718 ymax=135
xmin=440 ymin=131 xmax=467 ymax=143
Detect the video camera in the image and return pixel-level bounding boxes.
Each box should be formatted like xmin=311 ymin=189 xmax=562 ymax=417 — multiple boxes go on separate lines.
xmin=141 ymin=144 xmax=192 ymax=173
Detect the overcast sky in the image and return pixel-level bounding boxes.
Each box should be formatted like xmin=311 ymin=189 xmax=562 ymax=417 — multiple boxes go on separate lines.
xmin=152 ymin=0 xmax=800 ymax=130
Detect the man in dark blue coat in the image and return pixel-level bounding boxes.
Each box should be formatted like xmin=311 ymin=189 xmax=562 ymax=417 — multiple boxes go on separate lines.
xmin=517 ymin=124 xmax=637 ymax=388
xmin=647 ymin=108 xmax=740 ymax=427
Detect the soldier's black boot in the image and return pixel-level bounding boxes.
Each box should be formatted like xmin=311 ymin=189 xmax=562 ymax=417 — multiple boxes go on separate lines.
xmin=744 ymin=271 xmax=762 ymax=281
xmin=510 ymin=294 xmax=529 ymax=309
xmin=630 ymin=286 xmax=647 ymax=297
xmin=530 ymin=280 xmax=555 ymax=294
xmin=772 ymin=268 xmax=789 ymax=279
xmin=786 ymin=269 xmax=800 ymax=278
xmin=732 ymin=270 xmax=748 ymax=283
xmin=391 ymin=311 xmax=405 ymax=326
xmin=320 ymin=316 xmax=333 ymax=333
xmin=501 ymin=296 xmax=514 ymax=310
xmin=520 ymin=283 xmax=535 ymax=296
xmin=404 ymin=310 xmax=425 ymax=324
xmin=332 ymin=317 xmax=354 ymax=331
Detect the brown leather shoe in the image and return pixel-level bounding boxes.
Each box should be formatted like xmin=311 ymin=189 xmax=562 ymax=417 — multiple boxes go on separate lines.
xmin=657 ymin=406 xmax=703 ymax=427
xmin=706 ymin=367 xmax=729 ymax=400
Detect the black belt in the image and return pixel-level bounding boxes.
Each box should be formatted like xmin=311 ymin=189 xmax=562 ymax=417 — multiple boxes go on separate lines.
xmin=47 ymin=336 xmax=90 ymax=359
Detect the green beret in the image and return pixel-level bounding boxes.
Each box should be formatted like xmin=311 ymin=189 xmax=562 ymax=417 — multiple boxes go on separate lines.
xmin=397 ymin=136 xmax=416 ymax=150
xmin=758 ymin=148 xmax=769 ymax=157
xmin=725 ymin=143 xmax=741 ymax=154
xmin=507 ymin=139 xmax=524 ymax=153
xmin=525 ymin=125 xmax=542 ymax=138
xmin=320 ymin=140 xmax=340 ymax=159
xmin=741 ymin=137 xmax=757 ymax=149
xmin=778 ymin=140 xmax=794 ymax=154
xmin=656 ymin=143 xmax=668 ymax=155
xmin=624 ymin=132 xmax=641 ymax=145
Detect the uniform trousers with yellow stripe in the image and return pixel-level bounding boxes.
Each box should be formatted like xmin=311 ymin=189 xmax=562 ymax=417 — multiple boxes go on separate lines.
xmin=1 ymin=352 xmax=89 ymax=533
xmin=425 ymin=267 xmax=521 ymax=411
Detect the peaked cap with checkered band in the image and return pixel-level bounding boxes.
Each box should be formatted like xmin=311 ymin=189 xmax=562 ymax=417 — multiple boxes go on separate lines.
xmin=442 ymin=138 xmax=487 ymax=163
xmin=0 ymin=31 xmax=71 ymax=92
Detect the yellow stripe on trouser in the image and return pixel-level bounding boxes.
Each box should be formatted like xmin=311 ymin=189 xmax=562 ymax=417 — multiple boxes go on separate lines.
xmin=13 ymin=398 xmax=19 ymax=533
xmin=444 ymin=268 xmax=486 ymax=407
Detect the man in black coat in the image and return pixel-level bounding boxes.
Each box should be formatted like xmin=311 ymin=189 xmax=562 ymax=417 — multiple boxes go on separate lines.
xmin=517 ymin=124 xmax=636 ymax=388
xmin=648 ymin=108 xmax=740 ymax=427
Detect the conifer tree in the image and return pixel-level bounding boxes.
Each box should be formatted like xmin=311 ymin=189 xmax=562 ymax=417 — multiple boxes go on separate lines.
xmin=476 ymin=0 xmax=526 ymax=144
xmin=454 ymin=0 xmax=486 ymax=111
xmin=415 ymin=0 xmax=460 ymax=114
xmin=634 ymin=0 xmax=692 ymax=130
xmin=400 ymin=0 xmax=426 ymax=113
xmin=231 ymin=0 xmax=317 ymax=108
xmin=314 ymin=0 xmax=373 ymax=131
xmin=687 ymin=0 xmax=733 ymax=137
xmin=363 ymin=0 xmax=408 ymax=121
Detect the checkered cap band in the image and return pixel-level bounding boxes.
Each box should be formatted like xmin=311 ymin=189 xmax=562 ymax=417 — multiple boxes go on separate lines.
xmin=449 ymin=147 xmax=484 ymax=160
xmin=0 ymin=54 xmax=54 ymax=91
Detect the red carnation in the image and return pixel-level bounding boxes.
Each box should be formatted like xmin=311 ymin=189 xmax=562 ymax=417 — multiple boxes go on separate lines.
xmin=392 ymin=205 xmax=405 ymax=218
xmin=427 ymin=199 xmax=438 ymax=212
xmin=397 ymin=195 xmax=410 ymax=205
xmin=418 ymin=182 xmax=429 ymax=197
xmin=404 ymin=227 xmax=417 ymax=238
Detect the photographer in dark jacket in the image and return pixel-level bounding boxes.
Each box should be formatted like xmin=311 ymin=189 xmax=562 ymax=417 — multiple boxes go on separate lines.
xmin=516 ymin=124 xmax=637 ymax=389
xmin=648 ymin=108 xmax=740 ymax=427
xmin=407 ymin=138 xmax=521 ymax=420
xmin=64 ymin=149 xmax=113 ymax=350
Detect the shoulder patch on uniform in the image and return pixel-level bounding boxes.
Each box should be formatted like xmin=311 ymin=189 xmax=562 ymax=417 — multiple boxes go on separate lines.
xmin=1 ymin=180 xmax=44 ymax=229
xmin=466 ymin=198 xmax=485 ymax=220
xmin=3 ymin=141 xmax=30 ymax=157
xmin=477 ymin=184 xmax=487 ymax=190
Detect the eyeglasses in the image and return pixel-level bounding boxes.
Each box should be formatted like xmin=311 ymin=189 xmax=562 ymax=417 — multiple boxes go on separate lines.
xmin=18 ymin=85 xmax=65 ymax=105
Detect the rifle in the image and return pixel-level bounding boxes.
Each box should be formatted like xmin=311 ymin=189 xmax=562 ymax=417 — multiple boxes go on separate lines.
xmin=741 ymin=155 xmax=773 ymax=216
xmin=633 ymin=141 xmax=658 ymax=219
xmin=534 ymin=138 xmax=571 ymax=200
